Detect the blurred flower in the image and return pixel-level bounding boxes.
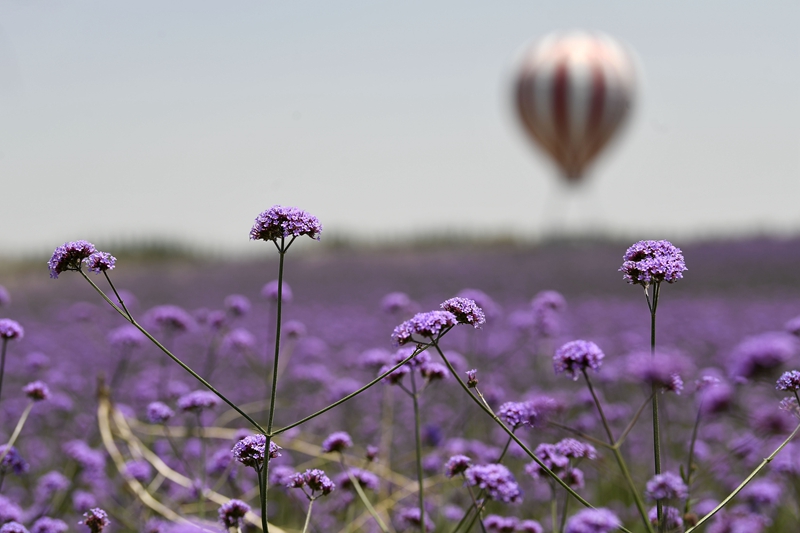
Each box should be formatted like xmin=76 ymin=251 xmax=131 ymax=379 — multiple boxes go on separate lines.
xmin=321 ymin=431 xmax=353 ymax=454
xmin=31 ymin=517 xmax=68 ymax=533
xmin=645 ymin=472 xmax=688 ymax=500
xmin=336 ymin=468 xmax=379 ymax=492
xmin=381 ymin=292 xmax=412 ymax=314
xmin=223 ymin=294 xmax=251 ymax=317
xmin=483 ymin=515 xmax=518 ymax=533
xmin=0 ymin=319 xmax=23 ymax=340
xmin=0 ymin=286 xmax=10 ymax=307
xmin=124 ymin=460 xmax=152 ymax=483
xmin=261 ymin=280 xmax=293 ymax=302
xmin=218 ymin=500 xmax=250 ymax=529
xmin=145 ymin=305 xmax=195 ymax=333
xmin=444 ymin=455 xmax=472 ymax=478
xmin=178 ymin=390 xmax=220 ymax=413
xmin=730 ymin=332 xmax=797 ymax=381
xmin=531 ymin=290 xmax=567 ymax=338
xmin=250 ymin=205 xmax=322 ymax=242
xmin=147 ymin=402 xmax=175 ymax=424
xmin=0 ymin=522 xmax=29 ymax=533
xmin=554 ymin=340 xmax=605 ymax=380
xmin=0 ymin=446 xmax=29 ymax=475
xmin=619 ymin=240 xmax=686 ymax=286
xmin=648 ymin=506 xmax=683 ymax=530
xmin=396 ymin=507 xmax=433 ymax=532
xmin=108 ymin=325 xmax=146 ymax=349
xmin=564 ymin=508 xmax=621 ymax=533
xmin=464 ymin=463 xmax=521 ymax=503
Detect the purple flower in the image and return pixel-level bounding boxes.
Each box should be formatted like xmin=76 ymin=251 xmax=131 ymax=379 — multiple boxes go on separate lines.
xmin=0 ymin=286 xmax=9 ymax=307
xmin=779 ymin=397 xmax=800 ymax=418
xmin=483 ymin=515 xmax=518 ymax=533
xmin=457 ymin=289 xmax=500 ymax=318
xmin=145 ymin=305 xmax=195 ymax=333
xmin=84 ymin=252 xmax=116 ymax=274
xmin=250 ymin=205 xmax=322 ymax=242
xmin=261 ymin=280 xmax=293 ymax=302
xmin=289 ymin=469 xmax=335 ymax=496
xmin=556 ymin=438 xmax=597 ymax=460
xmin=554 ymin=340 xmax=605 ymax=380
xmin=381 ymin=292 xmax=412 ymax=314
xmin=464 ymin=464 xmax=522 ymax=503
xmin=706 ymin=507 xmax=770 ymax=533
xmin=786 ymin=315 xmax=800 ymax=337
xmin=72 ymin=491 xmax=96 ymax=513
xmin=396 ymin=507 xmax=433 ymax=532
xmin=466 ymin=369 xmax=478 ymax=388
xmin=108 ymin=325 xmax=146 ymax=349
xmin=498 ymin=402 xmax=534 ymax=429
xmin=776 ymin=370 xmax=800 ymax=392
xmin=518 ymin=520 xmax=544 ymax=533
xmin=626 ymin=350 xmax=691 ymax=393
xmin=440 ymin=297 xmax=486 ymax=328
xmin=741 ymin=479 xmax=782 ymax=508
xmin=223 ymin=294 xmax=251 ymax=317
xmin=531 ymin=290 xmax=567 ymax=338
xmin=63 ymin=441 xmax=104 ymax=472
xmin=177 ymin=390 xmax=220 ymax=412
xmin=366 ymin=445 xmax=379 ymax=462
xmin=730 ymin=332 xmax=797 ymax=381
xmin=48 ymin=240 xmax=97 ymax=278
xmin=378 ymin=361 xmax=410 ymax=384
xmin=526 ymin=444 xmax=568 ymax=478
xmin=147 ymin=402 xmax=175 ymax=424
xmin=564 ymin=508 xmax=621 ymax=533
xmin=221 ymin=328 xmax=256 ymax=354
xmin=648 ymin=506 xmax=683 ymax=530
xmin=31 ymin=518 xmax=69 ymax=533
xmin=35 ymin=471 xmax=70 ymax=502
xmin=321 ymin=431 xmax=353 ymax=454
xmin=420 ymin=361 xmax=449 ymax=381
xmin=232 ymin=434 xmax=280 ymax=468
xmin=645 ymin=472 xmax=688 ymax=500
xmin=80 ymin=508 xmax=109 ymax=533
xmin=23 ymin=380 xmax=50 ymax=401
xmin=124 ymin=460 xmax=152 ymax=482
xmin=218 ymin=499 xmax=250 ymax=529
xmin=0 ymin=446 xmax=29 ymax=475
xmin=0 ymin=319 xmax=23 ymax=340
xmin=336 ymin=468 xmax=379 ymax=492
xmin=620 ymin=240 xmax=687 ymax=285
xmin=0 ymin=523 xmax=29 ymax=533
xmin=392 ymin=310 xmax=457 ymax=346
xmin=444 ymin=455 xmax=472 ymax=477
xmin=0 ymin=495 xmax=22 ymax=523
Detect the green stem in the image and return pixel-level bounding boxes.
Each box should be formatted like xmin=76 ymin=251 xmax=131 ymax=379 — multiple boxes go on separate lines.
xmin=257 ymin=465 xmax=268 ymax=533
xmin=646 ymin=283 xmax=663 ymax=530
xmin=341 ymin=458 xmax=390 ymax=533
xmin=551 ymin=484 xmax=558 ymax=533
xmin=267 ymin=242 xmax=286 ymax=434
xmin=274 ymin=346 xmax=423 ymax=435
xmin=0 ymin=402 xmax=33 ymax=464
xmin=584 ymin=371 xmax=653 ymax=533
xmin=685 ymin=421 xmax=800 ymax=533
xmin=463 ymin=483 xmax=488 ymax=533
xmin=683 ymin=407 xmax=703 ymax=515
xmin=410 ymin=372 xmax=425 ymax=533
xmin=615 ymin=393 xmax=654 ymax=448
xmin=80 ymin=271 xmax=268 ymax=434
xmin=301 ymin=498 xmax=315 ymax=533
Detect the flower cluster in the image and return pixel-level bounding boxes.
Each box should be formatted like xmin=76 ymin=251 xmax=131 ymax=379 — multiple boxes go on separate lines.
xmin=553 ymin=340 xmax=605 ymax=380
xmin=321 ymin=431 xmax=353 ymax=454
xmin=463 ymin=463 xmax=522 ymax=503
xmin=443 ymin=454 xmax=472 ymax=478
xmin=250 ymin=205 xmax=322 ymax=242
xmin=80 ymin=508 xmax=109 ymax=533
xmin=440 ymin=297 xmax=486 ymax=328
xmin=564 ymin=508 xmax=621 ymax=533
xmin=231 ymin=435 xmax=281 ymax=468
xmin=0 ymin=319 xmax=23 ymax=340
xmin=619 ymin=239 xmax=687 ymax=286
xmin=177 ymin=390 xmax=220 ymax=413
xmin=218 ymin=499 xmax=250 ymax=529
xmin=392 ymin=310 xmax=457 ymax=346
xmin=288 ymin=469 xmax=335 ymax=497
xmin=776 ymin=370 xmax=800 ymax=392
xmin=645 ymin=471 xmax=688 ymax=500
xmin=497 ymin=401 xmax=537 ymax=429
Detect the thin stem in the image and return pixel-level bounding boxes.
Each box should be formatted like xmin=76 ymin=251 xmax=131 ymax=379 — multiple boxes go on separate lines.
xmin=550 ymin=484 xmax=558 ymax=533
xmin=301 ymin=498 xmax=315 ymax=533
xmin=197 ymin=413 xmax=207 ymax=520
xmin=163 ymin=425 xmax=196 ymax=482
xmin=340 ymin=458 xmax=390 ymax=533
xmin=647 ymin=282 xmax=663 ymax=530
xmin=267 ymin=243 xmax=286 ymax=434
xmin=559 ymin=490 xmax=570 ymax=533
xmin=496 ymin=435 xmax=514 ymax=463
xmin=103 ymin=270 xmax=132 ymax=320
xmin=410 ymin=372 xmax=425 ymax=533
xmin=584 ymin=371 xmax=653 ymax=533
xmin=464 ymin=483 xmax=488 ymax=533
xmin=547 ymin=422 xmax=613 ymax=450
xmin=683 ymin=407 xmax=703 ymax=515
xmin=615 ymin=393 xmax=654 ymax=448
xmin=80 ymin=271 xmax=268 ymax=434
xmin=274 ymin=346 xmax=423 ymax=435
xmin=0 ymin=402 xmax=34 ymax=464
xmin=685 ymin=421 xmax=800 ymax=533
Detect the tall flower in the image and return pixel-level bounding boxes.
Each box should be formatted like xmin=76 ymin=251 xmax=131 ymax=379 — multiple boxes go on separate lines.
xmin=619 ymin=240 xmax=687 ymax=286
xmin=47 ymin=241 xmax=97 ymax=278
xmin=250 ymin=205 xmax=322 ymax=242
xmin=553 ymin=340 xmax=605 ymax=380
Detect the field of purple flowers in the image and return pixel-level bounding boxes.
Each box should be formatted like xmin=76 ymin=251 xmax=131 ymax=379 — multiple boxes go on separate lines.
xmin=1 ymin=234 xmax=800 ymax=533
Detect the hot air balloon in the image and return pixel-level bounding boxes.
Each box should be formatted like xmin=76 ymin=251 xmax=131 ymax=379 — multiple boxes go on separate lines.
xmin=515 ymin=31 xmax=636 ymax=183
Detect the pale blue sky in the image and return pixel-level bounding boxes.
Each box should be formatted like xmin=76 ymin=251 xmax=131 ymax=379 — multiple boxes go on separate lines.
xmin=1 ymin=1 xmax=798 ymax=257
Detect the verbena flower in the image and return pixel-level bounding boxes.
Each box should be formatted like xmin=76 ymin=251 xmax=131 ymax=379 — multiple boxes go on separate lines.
xmin=776 ymin=370 xmax=800 ymax=392
xmin=498 ymin=402 xmax=535 ymax=429
xmin=440 ymin=297 xmax=486 ymax=328
xmin=250 ymin=205 xmax=322 ymax=242
xmin=35 ymin=471 xmax=70 ymax=502
xmin=124 ymin=460 xmax=151 ymax=483
xmin=62 ymin=441 xmax=104 ymax=472
xmin=218 ymin=499 xmax=250 ymax=529
xmin=483 ymin=515 xmax=518 ymax=533
xmin=444 ymin=454 xmax=472 ymax=478
xmin=706 ymin=506 xmax=769 ymax=533
xmin=466 ymin=369 xmax=478 ymax=388
xmin=31 ymin=517 xmax=68 ymax=533
xmin=463 ymin=463 xmax=522 ymax=503
xmin=531 ymin=290 xmax=567 ymax=338
xmin=391 ymin=310 xmax=457 ymax=346
xmin=321 ymin=431 xmax=353 ymax=454
xmin=108 ymin=325 xmax=146 ymax=349
xmin=420 ymin=361 xmax=448 ymax=381
xmin=0 ymin=319 xmax=23 ymax=340
xmin=261 ymin=280 xmax=293 ymax=302
xmin=553 ymin=340 xmax=605 ymax=380
xmin=289 ymin=469 xmax=335 ymax=496
xmin=619 ymin=240 xmax=687 ymax=285
xmin=146 ymin=402 xmax=175 ymax=424
xmin=80 ymin=508 xmax=109 ymax=533
xmin=48 ymin=240 xmax=96 ymax=278
xmin=518 ymin=520 xmax=544 ymax=533
xmin=0 ymin=446 xmax=29 ymax=475
xmin=0 ymin=495 xmax=22 ymax=523
xmin=556 ymin=438 xmax=597 ymax=460
xmin=741 ymin=479 xmax=782 ymax=508
xmin=564 ymin=508 xmax=621 ymax=533
xmin=231 ymin=435 xmax=280 ymax=468
xmin=223 ymin=294 xmax=251 ymax=317
xmin=0 ymin=518 xmax=26 ymax=533
xmin=381 ymin=292 xmax=412 ymax=314
xmin=396 ymin=507 xmax=433 ymax=532
xmin=84 ymin=252 xmax=116 ymax=274
xmin=23 ymin=381 xmax=50 ymax=401
xmin=730 ymin=332 xmax=797 ymax=381
xmin=645 ymin=471 xmax=688 ymax=500
xmin=177 ymin=390 xmax=220 ymax=412
xmin=648 ymin=506 xmax=683 ymax=530
xmin=626 ymin=350 xmax=691 ymax=393
xmin=335 ymin=468 xmax=379 ymax=492
xmin=0 ymin=286 xmax=9 ymax=307
xmin=144 ymin=305 xmax=195 ymax=333
xmin=221 ymin=328 xmax=256 ymax=354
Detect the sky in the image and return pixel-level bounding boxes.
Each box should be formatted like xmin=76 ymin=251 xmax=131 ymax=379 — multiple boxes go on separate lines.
xmin=1 ymin=1 xmax=798 ymax=257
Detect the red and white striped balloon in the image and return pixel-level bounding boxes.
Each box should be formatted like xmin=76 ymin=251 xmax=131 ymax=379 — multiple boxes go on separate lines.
xmin=515 ymin=31 xmax=636 ymax=183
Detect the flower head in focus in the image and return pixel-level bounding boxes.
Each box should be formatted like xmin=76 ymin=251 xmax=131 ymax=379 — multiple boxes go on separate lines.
xmin=48 ymin=241 xmax=97 ymax=278
xmin=463 ymin=463 xmax=522 ymax=503
xmin=80 ymin=508 xmax=109 ymax=533
xmin=554 ymin=340 xmax=605 ymax=380
xmin=84 ymin=252 xmax=116 ymax=274
xmin=620 ymin=240 xmax=686 ymax=286
xmin=392 ymin=311 xmax=457 ymax=346
xmin=250 ymin=205 xmax=322 ymax=242
xmin=440 ymin=297 xmax=486 ymax=328
xmin=232 ymin=434 xmax=280 ymax=469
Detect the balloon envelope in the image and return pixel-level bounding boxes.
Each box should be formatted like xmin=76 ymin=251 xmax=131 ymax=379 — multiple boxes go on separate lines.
xmin=515 ymin=31 xmax=636 ymax=183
